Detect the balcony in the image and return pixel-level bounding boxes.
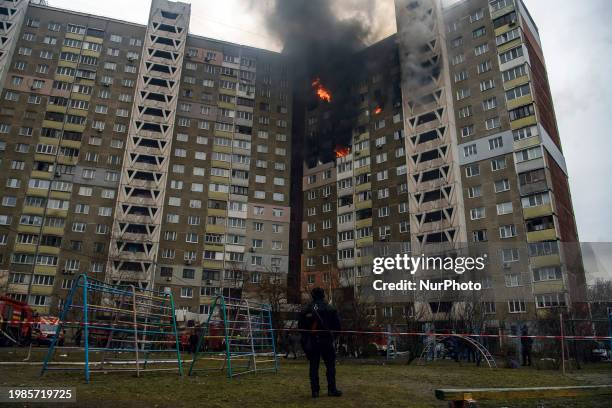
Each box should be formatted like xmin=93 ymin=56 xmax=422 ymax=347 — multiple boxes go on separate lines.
xmin=529 ymin=253 xmax=561 ymax=269
xmin=205 ymin=223 xmax=226 ymax=234
xmin=523 ymin=203 xmax=553 ymax=219
xmin=34 ymin=265 xmax=57 ymax=275
xmin=510 ymin=115 xmax=537 ymax=130
xmin=353 ymin=165 xmax=370 ymax=177
xmin=31 ymin=285 xmax=54 ymax=296
xmin=355 ymin=182 xmax=371 ymax=193
xmin=355 ymin=199 xmax=372 ymax=210
xmin=527 ymin=228 xmax=557 ymax=242
xmin=519 ymin=180 xmax=548 ymax=199
xmin=490 ymin=0 xmax=515 ymax=20
xmin=356 ymin=236 xmax=373 ymax=248
xmin=507 ymin=94 xmax=534 ymax=110
xmin=202 ymin=260 xmax=224 ymax=269
xmin=355 ymin=217 xmax=372 ymax=229
xmin=203 ymin=243 xmax=224 ymax=252
xmin=532 ymin=280 xmax=565 ymax=295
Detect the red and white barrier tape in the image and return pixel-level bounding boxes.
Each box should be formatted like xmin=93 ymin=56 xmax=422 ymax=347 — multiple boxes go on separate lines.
xmin=2 ymin=320 xmax=611 ymax=340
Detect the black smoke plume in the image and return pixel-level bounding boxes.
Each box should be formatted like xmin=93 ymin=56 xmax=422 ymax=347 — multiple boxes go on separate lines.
xmin=263 ymin=0 xmax=374 ymax=164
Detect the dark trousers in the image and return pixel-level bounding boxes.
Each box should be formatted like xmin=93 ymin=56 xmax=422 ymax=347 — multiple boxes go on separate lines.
xmin=307 ymin=340 xmax=336 ymax=393
xmin=522 ymin=347 xmax=532 ymax=366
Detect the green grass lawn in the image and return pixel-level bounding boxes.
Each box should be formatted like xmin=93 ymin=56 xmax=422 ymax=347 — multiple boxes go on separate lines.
xmin=0 ymin=348 xmax=610 ymax=407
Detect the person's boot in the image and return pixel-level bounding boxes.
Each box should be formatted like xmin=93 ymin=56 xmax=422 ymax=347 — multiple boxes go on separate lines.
xmin=311 ymin=391 xmax=320 ymax=398
xmin=328 ymin=389 xmax=342 ymax=397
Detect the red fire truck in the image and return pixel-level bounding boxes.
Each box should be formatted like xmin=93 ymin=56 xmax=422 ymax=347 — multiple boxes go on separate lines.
xmin=0 ymin=295 xmax=64 ymax=346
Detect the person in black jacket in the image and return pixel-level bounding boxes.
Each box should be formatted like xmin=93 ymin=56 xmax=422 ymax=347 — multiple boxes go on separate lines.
xmin=298 ymin=287 xmax=342 ymax=398
xmin=521 ymin=325 xmax=533 ymax=366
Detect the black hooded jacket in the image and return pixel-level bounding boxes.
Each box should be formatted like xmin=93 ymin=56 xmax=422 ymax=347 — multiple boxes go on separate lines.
xmin=298 ymin=300 xmax=341 ymax=344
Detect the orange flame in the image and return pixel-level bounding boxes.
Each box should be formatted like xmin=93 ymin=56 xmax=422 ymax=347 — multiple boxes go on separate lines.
xmin=374 ymin=106 xmax=382 ymax=115
xmin=334 ymin=146 xmax=351 ymax=158
xmin=312 ymin=77 xmax=332 ymax=102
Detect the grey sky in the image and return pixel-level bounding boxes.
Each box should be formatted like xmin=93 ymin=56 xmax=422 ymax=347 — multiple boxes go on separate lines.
xmin=48 ymin=0 xmax=612 ymax=242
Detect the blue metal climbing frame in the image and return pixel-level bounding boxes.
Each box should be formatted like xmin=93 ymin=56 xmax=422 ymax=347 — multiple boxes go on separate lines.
xmin=188 ymin=296 xmax=278 ymax=377
xmin=41 ymin=274 xmax=183 ymax=382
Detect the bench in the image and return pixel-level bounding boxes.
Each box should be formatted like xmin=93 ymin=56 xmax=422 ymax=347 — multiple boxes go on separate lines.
xmin=435 ymin=385 xmax=612 ymax=407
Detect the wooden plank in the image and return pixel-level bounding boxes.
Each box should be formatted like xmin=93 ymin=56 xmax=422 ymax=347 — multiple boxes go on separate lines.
xmin=435 ymin=385 xmax=612 ymax=401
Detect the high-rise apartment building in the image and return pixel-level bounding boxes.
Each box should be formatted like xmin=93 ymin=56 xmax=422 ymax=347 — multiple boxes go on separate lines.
xmin=0 ymin=0 xmax=292 ymax=314
xmin=299 ymin=0 xmax=585 ymax=324
xmin=0 ymin=0 xmax=584 ymax=325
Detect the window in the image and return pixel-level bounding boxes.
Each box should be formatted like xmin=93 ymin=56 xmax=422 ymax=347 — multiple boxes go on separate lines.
xmin=467 ymin=185 xmax=482 ymax=198
xmin=480 ymin=79 xmax=495 ymax=92
xmin=456 ymin=88 xmax=471 ymax=100
xmin=502 ymin=64 xmax=527 ymax=82
xmin=506 ymin=84 xmax=531 ymax=101
xmin=451 ymin=36 xmax=463 ymax=48
xmin=472 ymin=26 xmax=486 ymax=38
xmin=180 ymin=287 xmax=193 ymax=298
xmin=529 ymin=241 xmax=559 ymax=257
xmin=490 ymin=0 xmax=513 ymax=11
xmin=458 ymin=105 xmax=473 ymax=118
xmin=505 ymin=274 xmax=521 ymax=287
xmin=515 ymin=146 xmax=542 ymax=163
xmin=18 ymin=47 xmax=32 ymax=56
xmin=6 ymin=178 xmax=21 ymax=188
xmin=477 ymin=60 xmax=492 ymax=74
xmin=501 ymin=248 xmax=519 ymax=263
xmin=522 ymin=192 xmax=550 ymax=208
xmin=465 ymin=164 xmax=480 ymax=178
xmin=509 ymin=104 xmax=535 ymax=121
xmin=5 ymin=91 xmax=19 ymax=101
xmin=533 ymin=266 xmax=562 ymax=282
xmin=482 ymin=97 xmax=497 ymax=111
xmin=485 ymin=117 xmax=500 ymax=130
xmin=508 ymin=300 xmax=526 ymax=313
xmin=470 ymin=8 xmax=484 ymax=22
xmin=474 ymin=43 xmax=489 ymax=56
xmin=472 ymin=230 xmax=487 ymax=242
xmin=72 ymin=222 xmax=86 ymax=232
xmin=499 ymin=224 xmax=517 ymax=238
xmin=463 ymin=144 xmax=477 ymax=157
xmin=493 ymin=10 xmax=518 ymax=28
xmin=2 ymin=196 xmax=17 ymax=207
xmin=470 ymin=207 xmax=485 ymax=220
xmin=496 ymin=202 xmax=513 ymax=215
xmin=98 ymin=207 xmax=112 ymax=217
xmin=499 ymin=46 xmax=524 ymax=64
xmin=536 ymin=293 xmax=566 ymax=309
xmin=491 ymin=158 xmax=506 ymax=171
xmin=30 ymin=295 xmax=49 ymax=306
xmin=452 ymin=54 xmax=465 ymax=66
xmin=513 ymin=125 xmax=538 ymax=141
xmin=494 ymin=179 xmax=510 ymax=193
xmin=488 ymin=137 xmax=503 ymax=150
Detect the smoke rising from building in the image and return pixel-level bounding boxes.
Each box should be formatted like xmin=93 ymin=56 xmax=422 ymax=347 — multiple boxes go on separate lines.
xmin=260 ymin=0 xmax=377 ymax=164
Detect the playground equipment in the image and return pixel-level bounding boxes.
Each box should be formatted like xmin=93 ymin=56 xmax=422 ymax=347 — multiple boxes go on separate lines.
xmin=417 ymin=334 xmax=497 ymax=368
xmin=189 ymin=296 xmax=278 ymax=377
xmin=41 ymin=274 xmax=183 ymax=382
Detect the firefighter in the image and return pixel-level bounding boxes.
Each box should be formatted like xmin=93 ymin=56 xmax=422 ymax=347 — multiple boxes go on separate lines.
xmin=298 ymin=287 xmax=342 ymax=398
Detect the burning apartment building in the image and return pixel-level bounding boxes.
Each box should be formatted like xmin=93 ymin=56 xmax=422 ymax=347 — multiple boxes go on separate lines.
xmin=297 ymin=0 xmax=586 ymax=326
xmin=0 ymin=0 xmax=586 ymax=328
